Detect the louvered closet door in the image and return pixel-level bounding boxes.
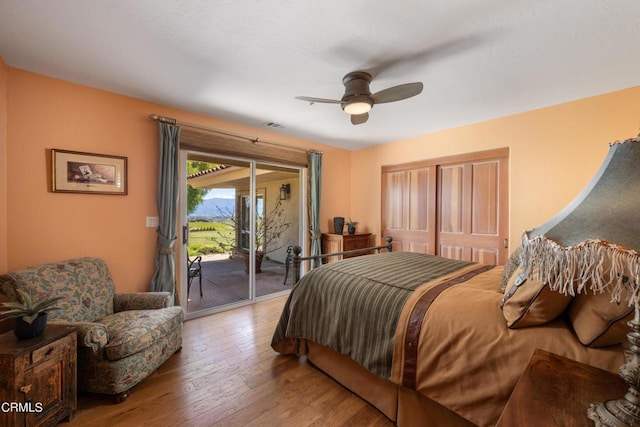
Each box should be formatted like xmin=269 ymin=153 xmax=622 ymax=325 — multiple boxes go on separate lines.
xmin=381 ymin=166 xmax=436 ymax=253
xmin=437 ymin=157 xmax=508 ymax=264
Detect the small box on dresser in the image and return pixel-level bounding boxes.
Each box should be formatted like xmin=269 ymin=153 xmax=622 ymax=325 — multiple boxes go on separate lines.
xmin=0 ymin=325 xmax=77 ymax=427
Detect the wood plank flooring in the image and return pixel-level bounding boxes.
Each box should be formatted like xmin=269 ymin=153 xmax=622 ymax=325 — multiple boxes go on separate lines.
xmin=66 ymin=296 xmax=393 ymax=426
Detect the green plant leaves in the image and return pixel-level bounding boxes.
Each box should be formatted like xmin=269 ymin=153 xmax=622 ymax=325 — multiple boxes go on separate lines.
xmin=0 ymin=289 xmax=64 ymax=323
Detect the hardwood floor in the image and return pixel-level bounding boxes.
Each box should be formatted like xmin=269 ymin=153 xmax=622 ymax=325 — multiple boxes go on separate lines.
xmin=67 ymin=296 xmax=393 ymax=426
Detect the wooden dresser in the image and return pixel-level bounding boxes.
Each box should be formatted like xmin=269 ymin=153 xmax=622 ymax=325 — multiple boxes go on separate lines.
xmin=321 ymin=233 xmax=372 ymax=263
xmin=0 ymin=325 xmax=77 ymax=427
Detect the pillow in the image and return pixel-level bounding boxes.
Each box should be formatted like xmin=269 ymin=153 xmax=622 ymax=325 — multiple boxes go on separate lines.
xmin=500 ymin=246 xmax=522 ymax=293
xmin=568 ymin=289 xmax=634 ymax=347
xmin=501 ymin=267 xmax=573 ymax=328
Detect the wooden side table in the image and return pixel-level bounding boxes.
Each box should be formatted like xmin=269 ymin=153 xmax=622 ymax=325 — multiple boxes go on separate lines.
xmin=0 ymin=325 xmax=77 ymax=427
xmin=497 ymin=349 xmax=628 ymax=426
xmin=321 ymin=233 xmax=372 ymax=263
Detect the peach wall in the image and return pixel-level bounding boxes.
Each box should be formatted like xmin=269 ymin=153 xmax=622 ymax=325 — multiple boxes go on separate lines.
xmin=351 ymin=86 xmax=640 ymax=254
xmin=4 ymin=67 xmax=350 ymax=291
xmin=0 ymin=58 xmax=7 ymax=272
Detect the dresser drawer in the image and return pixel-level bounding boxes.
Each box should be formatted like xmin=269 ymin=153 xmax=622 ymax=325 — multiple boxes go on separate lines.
xmin=322 ymin=233 xmax=373 ymax=262
xmin=344 ymin=236 xmax=371 ymax=250
xmin=31 ymin=340 xmax=62 ymax=365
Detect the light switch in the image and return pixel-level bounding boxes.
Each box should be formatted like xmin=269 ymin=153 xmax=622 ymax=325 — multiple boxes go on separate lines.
xmin=146 ymin=216 xmax=159 ymax=228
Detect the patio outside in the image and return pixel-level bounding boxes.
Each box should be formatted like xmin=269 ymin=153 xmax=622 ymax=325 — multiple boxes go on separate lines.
xmin=186 ymin=253 xmax=293 ymax=312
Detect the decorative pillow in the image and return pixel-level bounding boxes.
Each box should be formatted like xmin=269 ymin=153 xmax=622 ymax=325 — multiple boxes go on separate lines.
xmin=501 ymin=267 xmax=573 ymax=328
xmin=568 ymin=289 xmax=634 ymax=347
xmin=500 ymin=246 xmax=522 ymax=293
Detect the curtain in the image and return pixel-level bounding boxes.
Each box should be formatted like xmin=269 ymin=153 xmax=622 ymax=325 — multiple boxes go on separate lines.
xmin=150 ymin=122 xmax=181 ymax=302
xmin=309 ymin=151 xmax=322 ymax=268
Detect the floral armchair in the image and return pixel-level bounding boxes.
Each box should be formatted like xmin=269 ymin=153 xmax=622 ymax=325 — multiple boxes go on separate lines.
xmin=0 ymin=257 xmax=184 ymax=402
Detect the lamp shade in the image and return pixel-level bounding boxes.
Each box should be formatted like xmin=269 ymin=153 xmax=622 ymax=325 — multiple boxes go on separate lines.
xmin=521 ymin=135 xmax=640 ymax=303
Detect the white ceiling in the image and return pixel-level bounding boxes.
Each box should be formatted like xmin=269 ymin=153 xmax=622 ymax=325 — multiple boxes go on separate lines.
xmin=1 ymin=1 xmax=639 ymax=151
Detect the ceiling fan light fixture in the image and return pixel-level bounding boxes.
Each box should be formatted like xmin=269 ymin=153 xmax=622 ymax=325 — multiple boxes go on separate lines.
xmin=296 ymin=71 xmax=422 ymax=123
xmin=343 ymin=95 xmax=372 ymax=115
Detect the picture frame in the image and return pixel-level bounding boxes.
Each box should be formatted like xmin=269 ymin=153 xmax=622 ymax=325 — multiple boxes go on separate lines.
xmin=51 ymin=149 xmax=128 ymax=195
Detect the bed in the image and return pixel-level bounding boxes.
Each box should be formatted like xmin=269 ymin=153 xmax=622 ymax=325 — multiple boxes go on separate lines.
xmin=271 ymin=250 xmax=627 ymax=426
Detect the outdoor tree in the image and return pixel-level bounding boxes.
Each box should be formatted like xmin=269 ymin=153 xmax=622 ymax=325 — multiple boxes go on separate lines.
xmin=256 ymin=197 xmax=291 ymax=255
xmin=186 ymin=161 xmax=214 ymax=215
xmin=212 ymin=197 xmax=290 ymax=256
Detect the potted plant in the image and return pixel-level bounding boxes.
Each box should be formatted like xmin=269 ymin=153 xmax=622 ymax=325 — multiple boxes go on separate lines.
xmin=346 ymin=218 xmax=359 ymax=235
xmin=0 ymin=289 xmax=64 ymax=339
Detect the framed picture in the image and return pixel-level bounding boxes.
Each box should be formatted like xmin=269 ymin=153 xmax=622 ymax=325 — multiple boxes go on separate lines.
xmin=52 ymin=149 xmax=128 ymax=195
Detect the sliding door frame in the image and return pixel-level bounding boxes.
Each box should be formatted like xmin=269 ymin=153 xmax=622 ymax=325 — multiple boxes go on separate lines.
xmin=179 ymin=149 xmax=306 ymax=320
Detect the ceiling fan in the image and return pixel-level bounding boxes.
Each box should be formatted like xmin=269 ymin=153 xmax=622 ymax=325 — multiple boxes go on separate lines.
xmin=295 ymin=71 xmax=423 ymax=125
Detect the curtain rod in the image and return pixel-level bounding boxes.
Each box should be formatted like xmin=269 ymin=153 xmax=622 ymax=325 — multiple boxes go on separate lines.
xmin=149 ymin=114 xmax=321 ymax=155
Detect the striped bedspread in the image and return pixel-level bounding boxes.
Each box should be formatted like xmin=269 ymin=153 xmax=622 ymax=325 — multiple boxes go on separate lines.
xmin=271 ymin=251 xmax=473 ymax=379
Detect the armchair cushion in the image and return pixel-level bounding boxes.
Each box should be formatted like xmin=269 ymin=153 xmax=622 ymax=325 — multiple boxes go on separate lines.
xmin=114 ymin=292 xmax=172 ymax=311
xmin=101 ymin=306 xmax=184 ymax=360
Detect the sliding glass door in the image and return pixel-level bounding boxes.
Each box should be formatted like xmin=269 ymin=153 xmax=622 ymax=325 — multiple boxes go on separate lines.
xmin=180 ymin=151 xmax=301 ymax=318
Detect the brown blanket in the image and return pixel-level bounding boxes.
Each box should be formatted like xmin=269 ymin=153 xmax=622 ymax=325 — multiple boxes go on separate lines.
xmin=392 ymin=263 xmax=624 ymax=425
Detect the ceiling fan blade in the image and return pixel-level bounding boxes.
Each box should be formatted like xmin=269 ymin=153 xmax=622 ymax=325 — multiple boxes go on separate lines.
xmin=371 ymin=82 xmax=423 ymax=104
xmin=295 ymin=96 xmax=342 ymax=104
xmin=351 ymin=112 xmax=369 ymax=125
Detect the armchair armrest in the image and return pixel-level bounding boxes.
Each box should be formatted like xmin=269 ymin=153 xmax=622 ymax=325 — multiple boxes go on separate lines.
xmin=114 ymin=292 xmax=172 ymax=312
xmin=49 ymin=320 xmax=108 ymax=351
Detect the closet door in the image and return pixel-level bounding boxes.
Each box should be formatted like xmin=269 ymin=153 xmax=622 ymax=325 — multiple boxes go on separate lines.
xmin=437 ymin=156 xmax=508 ymax=264
xmin=381 ymin=148 xmax=508 ymax=265
xmin=381 ymin=166 xmax=436 ymax=253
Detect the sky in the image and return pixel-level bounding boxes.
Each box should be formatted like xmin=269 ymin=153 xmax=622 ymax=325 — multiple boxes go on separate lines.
xmin=203 ymin=188 xmax=235 ymax=199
